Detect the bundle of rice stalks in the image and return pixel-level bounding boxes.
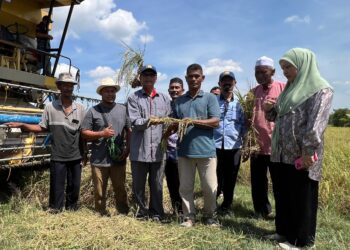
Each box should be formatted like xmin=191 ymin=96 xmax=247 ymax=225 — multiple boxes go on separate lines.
xmin=148 ymin=117 xmax=195 ymax=152
xmin=234 ymin=88 xmax=260 ymax=161
xmin=117 ymin=42 xmax=145 ymax=88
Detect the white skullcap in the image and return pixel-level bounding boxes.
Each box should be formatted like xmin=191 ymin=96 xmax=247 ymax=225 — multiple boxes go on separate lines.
xmin=255 ymin=56 xmax=274 ymax=69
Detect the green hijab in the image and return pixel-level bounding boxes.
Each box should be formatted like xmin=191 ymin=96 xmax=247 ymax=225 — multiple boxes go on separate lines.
xmin=272 ymin=48 xmax=333 ymax=156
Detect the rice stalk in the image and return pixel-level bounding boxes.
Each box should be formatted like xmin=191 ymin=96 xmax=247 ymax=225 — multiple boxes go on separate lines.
xmin=148 ymin=117 xmax=195 ymax=152
xmin=234 ymin=87 xmax=260 ymax=160
xmin=117 ymin=42 xmax=145 ymax=88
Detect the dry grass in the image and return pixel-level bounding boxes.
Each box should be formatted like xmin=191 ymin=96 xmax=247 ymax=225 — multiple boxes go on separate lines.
xmin=0 ymin=128 xmax=349 ymax=249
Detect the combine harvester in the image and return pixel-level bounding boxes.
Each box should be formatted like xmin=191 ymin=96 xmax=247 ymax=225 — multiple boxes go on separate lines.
xmin=0 ymin=0 xmax=97 ymax=169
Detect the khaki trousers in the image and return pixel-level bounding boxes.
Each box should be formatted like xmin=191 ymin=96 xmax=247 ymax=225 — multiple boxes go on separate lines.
xmin=178 ymin=157 xmax=217 ymax=219
xmin=91 ymin=164 xmax=129 ymax=214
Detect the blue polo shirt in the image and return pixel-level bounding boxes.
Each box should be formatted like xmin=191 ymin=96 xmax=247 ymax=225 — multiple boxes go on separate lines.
xmin=174 ymin=90 xmax=220 ymax=158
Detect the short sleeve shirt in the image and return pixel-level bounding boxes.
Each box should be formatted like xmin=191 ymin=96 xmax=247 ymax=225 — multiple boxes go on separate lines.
xmin=175 ymin=90 xmax=220 ymax=158
xmin=81 ymin=103 xmax=131 ymax=167
xmin=39 ymin=99 xmax=86 ymax=162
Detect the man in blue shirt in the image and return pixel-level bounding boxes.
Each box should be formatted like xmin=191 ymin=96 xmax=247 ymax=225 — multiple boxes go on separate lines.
xmin=214 ymin=71 xmax=246 ymax=215
xmin=174 ymin=63 xmax=220 ymax=227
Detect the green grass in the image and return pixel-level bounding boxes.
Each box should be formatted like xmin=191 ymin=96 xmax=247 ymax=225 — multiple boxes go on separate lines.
xmin=0 ymin=127 xmax=349 ymax=249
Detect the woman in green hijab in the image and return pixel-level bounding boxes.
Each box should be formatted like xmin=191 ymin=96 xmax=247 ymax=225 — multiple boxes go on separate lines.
xmin=263 ymin=48 xmax=333 ymax=249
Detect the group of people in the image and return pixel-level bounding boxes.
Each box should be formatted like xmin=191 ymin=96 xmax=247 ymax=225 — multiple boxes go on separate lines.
xmin=5 ymin=47 xmax=333 ymax=250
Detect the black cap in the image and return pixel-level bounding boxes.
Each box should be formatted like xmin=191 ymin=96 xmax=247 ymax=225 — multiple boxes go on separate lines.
xmin=219 ymin=71 xmax=235 ymax=81
xmin=140 ymin=64 xmax=157 ymax=74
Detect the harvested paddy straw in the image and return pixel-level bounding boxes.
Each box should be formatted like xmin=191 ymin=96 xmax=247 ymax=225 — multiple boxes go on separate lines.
xmin=234 ymin=88 xmax=260 ymax=160
xmin=117 ymin=42 xmax=145 ymax=88
xmin=148 ymin=117 xmax=195 ymax=151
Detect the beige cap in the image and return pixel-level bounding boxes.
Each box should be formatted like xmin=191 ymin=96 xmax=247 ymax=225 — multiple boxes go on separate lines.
xmin=56 ymin=72 xmax=78 ymax=85
xmin=96 ymin=77 xmax=121 ymax=95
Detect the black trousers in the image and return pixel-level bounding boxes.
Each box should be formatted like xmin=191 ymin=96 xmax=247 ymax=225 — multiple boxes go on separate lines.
xmin=164 ymin=158 xmax=182 ymax=213
xmin=274 ymin=163 xmax=318 ymax=247
xmin=131 ymin=161 xmax=164 ymax=217
xmin=216 ymin=148 xmax=241 ymax=209
xmin=250 ymin=154 xmax=277 ymax=216
xmin=49 ymin=160 xmax=82 ymax=211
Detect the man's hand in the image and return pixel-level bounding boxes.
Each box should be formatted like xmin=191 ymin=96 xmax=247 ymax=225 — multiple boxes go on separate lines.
xmin=263 ymin=97 xmax=277 ymax=112
xmin=101 ymin=125 xmax=115 ymax=138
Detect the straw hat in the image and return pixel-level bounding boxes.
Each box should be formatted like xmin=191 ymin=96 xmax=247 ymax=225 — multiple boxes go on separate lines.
xmin=56 ymin=72 xmax=78 ymax=85
xmin=96 ymin=78 xmax=121 ymax=95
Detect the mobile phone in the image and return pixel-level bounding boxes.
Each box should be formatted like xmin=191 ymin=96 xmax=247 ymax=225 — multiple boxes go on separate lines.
xmin=295 ymin=152 xmax=318 ymax=170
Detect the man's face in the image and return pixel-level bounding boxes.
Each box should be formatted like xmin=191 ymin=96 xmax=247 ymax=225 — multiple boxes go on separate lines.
xmin=185 ymin=69 xmax=204 ymax=92
xmin=57 ymin=82 xmax=74 ymax=97
xmin=255 ymin=66 xmax=275 ymax=86
xmin=211 ymin=88 xmax=221 ymax=96
xmin=168 ymin=82 xmax=184 ymax=100
xmin=140 ymin=70 xmax=157 ymax=88
xmin=219 ymin=76 xmax=236 ymax=93
xmin=100 ymin=87 xmax=117 ymax=103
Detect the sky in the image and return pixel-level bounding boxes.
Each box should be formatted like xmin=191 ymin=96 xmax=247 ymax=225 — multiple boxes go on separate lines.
xmin=50 ymin=0 xmax=350 ymax=109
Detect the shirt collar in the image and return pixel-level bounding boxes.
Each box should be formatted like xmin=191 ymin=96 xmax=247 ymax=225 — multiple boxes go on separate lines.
xmin=141 ymin=88 xmax=158 ymax=97
xmin=185 ymin=89 xmax=204 ymax=98
xmin=56 ymin=97 xmax=77 ymax=110
xmin=219 ymin=93 xmax=234 ymax=102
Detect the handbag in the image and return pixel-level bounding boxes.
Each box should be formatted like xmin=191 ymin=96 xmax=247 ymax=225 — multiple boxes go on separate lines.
xmin=97 ymin=104 xmax=125 ymax=163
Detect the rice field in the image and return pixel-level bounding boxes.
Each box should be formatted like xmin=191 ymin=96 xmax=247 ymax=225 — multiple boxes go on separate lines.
xmin=0 ymin=127 xmax=349 ymax=249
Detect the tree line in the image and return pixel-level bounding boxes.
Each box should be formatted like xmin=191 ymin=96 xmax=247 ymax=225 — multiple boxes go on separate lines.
xmin=329 ymin=108 xmax=350 ymax=127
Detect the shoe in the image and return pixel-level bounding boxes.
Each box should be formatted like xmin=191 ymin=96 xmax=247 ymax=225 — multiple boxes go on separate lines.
xmin=180 ymin=218 xmax=194 ymax=227
xmin=151 ymin=215 xmax=162 ymax=223
xmin=98 ymin=210 xmax=111 ymax=217
xmin=263 ymin=212 xmax=275 ymax=220
xmin=264 ymin=233 xmax=286 ymax=242
xmin=217 ymin=206 xmax=234 ymax=217
xmin=135 ymin=213 xmax=148 ymax=221
xmin=254 ymin=211 xmax=274 ymax=220
xmin=278 ymin=241 xmax=301 ymax=250
xmin=205 ymin=218 xmax=221 ymax=227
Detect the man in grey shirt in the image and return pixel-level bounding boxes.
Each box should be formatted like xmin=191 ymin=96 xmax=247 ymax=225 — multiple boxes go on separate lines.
xmin=81 ymin=78 xmax=130 ymax=216
xmin=127 ymin=64 xmax=171 ymax=221
xmin=5 ymin=73 xmax=86 ymax=213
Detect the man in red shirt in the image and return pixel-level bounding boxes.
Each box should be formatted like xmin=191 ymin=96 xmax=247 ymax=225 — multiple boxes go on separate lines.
xmin=250 ymin=56 xmax=285 ymax=220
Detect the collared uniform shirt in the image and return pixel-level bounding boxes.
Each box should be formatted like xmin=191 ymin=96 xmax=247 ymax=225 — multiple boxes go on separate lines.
xmin=214 ymin=95 xmax=246 ymax=149
xmin=39 ymin=98 xmax=86 ymax=162
xmin=127 ymin=89 xmax=171 ymax=162
xmin=174 ymin=90 xmax=220 ymax=158
xmin=267 ymin=88 xmax=333 ymax=181
xmin=252 ymin=81 xmax=285 ymax=155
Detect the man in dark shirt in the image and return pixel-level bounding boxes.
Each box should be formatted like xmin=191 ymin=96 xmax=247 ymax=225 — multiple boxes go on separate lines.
xmin=36 ymin=15 xmax=53 ymax=75
xmin=81 ymin=78 xmax=130 ymax=216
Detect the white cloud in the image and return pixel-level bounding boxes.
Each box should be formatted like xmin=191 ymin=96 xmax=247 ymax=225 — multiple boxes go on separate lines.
xmin=284 ymin=15 xmax=311 ymax=24
xmin=75 ymin=47 xmax=83 ymax=53
xmin=332 ymin=80 xmax=350 ymax=86
xmin=140 ymin=34 xmax=154 ymax=44
xmin=157 ymin=72 xmax=168 ymax=82
xmin=203 ymin=58 xmax=243 ymax=76
xmin=53 ymin=0 xmax=147 ymax=44
xmin=88 ymin=66 xmax=116 ymax=79
xmin=99 ymin=9 xmax=146 ymax=44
